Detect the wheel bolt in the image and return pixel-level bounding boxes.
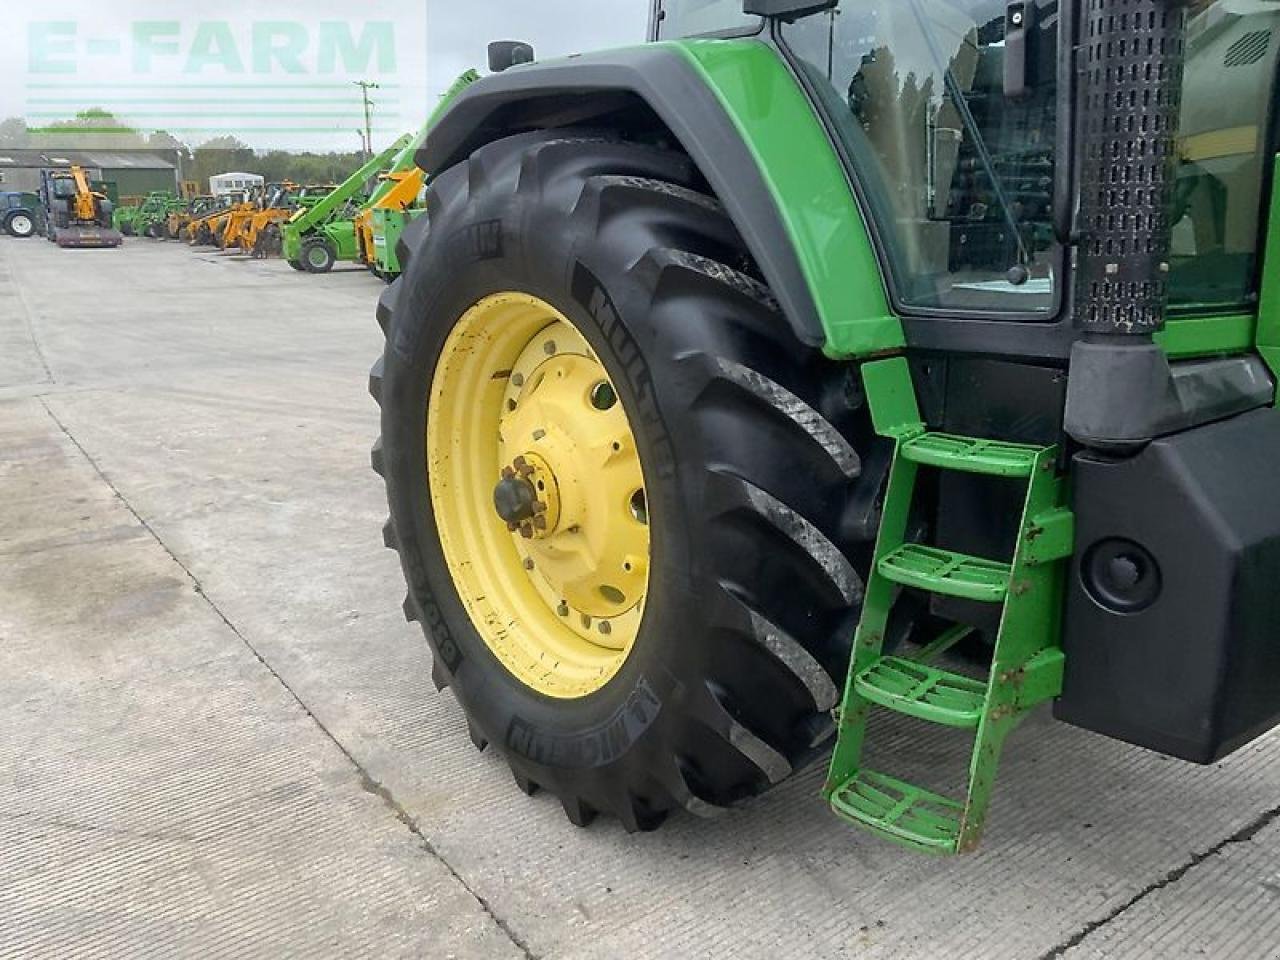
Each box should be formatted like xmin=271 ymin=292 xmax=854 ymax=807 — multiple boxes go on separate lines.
xmin=598 ymin=621 xmax=612 ymax=636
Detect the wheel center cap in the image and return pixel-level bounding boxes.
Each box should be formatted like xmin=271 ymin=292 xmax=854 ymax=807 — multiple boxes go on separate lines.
xmin=494 ymin=454 xmax=560 ymax=539
xmin=493 ymin=474 xmax=538 ymax=526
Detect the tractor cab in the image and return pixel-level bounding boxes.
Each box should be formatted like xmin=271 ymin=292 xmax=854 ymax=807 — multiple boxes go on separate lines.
xmin=654 ymin=0 xmax=1277 ymax=320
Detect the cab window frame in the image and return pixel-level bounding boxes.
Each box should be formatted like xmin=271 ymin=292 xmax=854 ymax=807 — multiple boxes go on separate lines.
xmin=773 ymin=2 xmax=1071 ymax=326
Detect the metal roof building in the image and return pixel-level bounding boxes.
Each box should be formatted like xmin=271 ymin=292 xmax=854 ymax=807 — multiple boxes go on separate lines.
xmin=0 ymin=149 xmax=178 ymax=198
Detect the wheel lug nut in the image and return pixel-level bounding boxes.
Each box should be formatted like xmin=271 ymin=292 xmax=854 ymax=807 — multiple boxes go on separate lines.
xmin=523 ymin=557 xmax=534 ymax=571
xmin=543 ymin=341 xmax=557 ymax=356
xmin=557 ymin=602 xmax=569 ymax=617
xmin=598 ymin=621 xmax=612 ymax=636
xmin=512 ymin=372 xmax=524 ymax=387
xmin=532 ymin=429 xmax=546 ymax=441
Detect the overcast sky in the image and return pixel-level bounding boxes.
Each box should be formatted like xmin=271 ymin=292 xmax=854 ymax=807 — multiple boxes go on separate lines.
xmin=0 ymin=1 xmax=651 ymax=152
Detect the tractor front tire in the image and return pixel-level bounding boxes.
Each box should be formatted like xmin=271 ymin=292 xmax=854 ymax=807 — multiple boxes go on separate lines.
xmin=372 ymin=131 xmax=876 ymax=831
xmin=302 ymin=238 xmax=336 ymax=274
xmin=5 ymin=213 xmax=36 ymax=238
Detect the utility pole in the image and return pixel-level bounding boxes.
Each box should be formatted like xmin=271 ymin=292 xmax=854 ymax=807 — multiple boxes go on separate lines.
xmin=354 ymin=80 xmax=379 ymax=161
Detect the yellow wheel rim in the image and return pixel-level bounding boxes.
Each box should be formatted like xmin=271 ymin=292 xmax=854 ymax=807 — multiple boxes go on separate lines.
xmin=427 ymin=292 xmax=650 ymax=699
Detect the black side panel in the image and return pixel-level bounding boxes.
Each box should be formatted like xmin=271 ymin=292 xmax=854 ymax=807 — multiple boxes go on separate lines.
xmin=1057 ymin=408 xmax=1280 ymax=763
xmin=920 ymin=357 xmax=1068 ymax=633
xmin=420 ymin=47 xmax=826 ymax=348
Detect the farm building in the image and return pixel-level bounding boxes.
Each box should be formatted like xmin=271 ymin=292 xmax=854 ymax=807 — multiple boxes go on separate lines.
xmin=0 ymin=149 xmax=178 ymax=199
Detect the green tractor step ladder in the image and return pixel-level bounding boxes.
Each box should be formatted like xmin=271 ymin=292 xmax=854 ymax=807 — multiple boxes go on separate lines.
xmin=824 ymin=357 xmax=1074 ymax=854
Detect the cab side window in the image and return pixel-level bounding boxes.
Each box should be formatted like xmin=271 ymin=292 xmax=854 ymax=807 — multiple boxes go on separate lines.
xmin=782 ymin=1 xmax=1060 ymax=314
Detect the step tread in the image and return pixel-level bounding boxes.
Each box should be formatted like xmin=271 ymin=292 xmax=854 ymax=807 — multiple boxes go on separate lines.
xmin=901 ymin=432 xmax=1046 ymax=477
xmin=878 ymin=544 xmax=1011 ymax=602
xmin=855 ymin=656 xmax=987 ymax=727
xmin=829 ymin=770 xmax=963 ymax=854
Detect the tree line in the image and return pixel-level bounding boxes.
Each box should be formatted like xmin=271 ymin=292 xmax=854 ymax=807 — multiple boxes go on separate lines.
xmin=0 ymin=110 xmax=370 ymax=191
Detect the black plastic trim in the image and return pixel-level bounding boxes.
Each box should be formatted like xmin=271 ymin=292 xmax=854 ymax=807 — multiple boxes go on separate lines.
xmin=420 ymin=46 xmax=825 ymax=348
xmin=1064 ymin=341 xmax=1275 ymax=449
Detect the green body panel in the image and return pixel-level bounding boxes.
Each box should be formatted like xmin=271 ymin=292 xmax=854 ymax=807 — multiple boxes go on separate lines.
xmin=1158 ymin=313 xmax=1256 ymax=359
xmin=1253 ymin=155 xmax=1280 ymax=385
xmin=371 ymin=207 xmax=422 ymax=276
xmin=671 ymin=40 xmax=903 ymax=359
xmin=826 ymin=358 xmax=1071 ymax=854
xmin=320 ymin=220 xmax=360 ymax=262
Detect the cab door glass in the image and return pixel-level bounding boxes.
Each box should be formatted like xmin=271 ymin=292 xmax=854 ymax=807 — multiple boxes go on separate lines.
xmin=1169 ymin=1 xmax=1280 ymax=310
xmin=782 ymin=1 xmax=1059 ymax=314
xmin=656 ymin=0 xmax=762 ymax=38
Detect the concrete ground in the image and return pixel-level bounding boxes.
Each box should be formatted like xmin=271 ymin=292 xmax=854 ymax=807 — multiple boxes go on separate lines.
xmin=1 ymin=236 xmax=1278 ymax=960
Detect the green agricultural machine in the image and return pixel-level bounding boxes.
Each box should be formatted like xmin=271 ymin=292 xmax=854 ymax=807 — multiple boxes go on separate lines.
xmin=112 ymin=202 xmax=141 ymax=237
xmin=370 ymin=0 xmax=1280 ymax=854
xmin=284 ymin=72 xmax=481 ymax=277
xmin=282 ymin=136 xmax=412 ymax=273
xmin=363 ymin=196 xmax=423 ymax=282
xmin=131 ymin=192 xmax=182 ymax=239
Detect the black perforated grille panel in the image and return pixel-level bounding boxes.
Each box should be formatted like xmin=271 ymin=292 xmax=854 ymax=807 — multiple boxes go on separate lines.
xmin=1074 ymin=0 xmax=1187 ymax=335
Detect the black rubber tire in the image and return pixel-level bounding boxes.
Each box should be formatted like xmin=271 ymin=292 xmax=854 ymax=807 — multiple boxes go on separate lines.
xmin=287 ymin=258 xmax=306 ymax=272
xmin=371 ymin=130 xmax=880 ymax=831
xmin=5 ymin=212 xmax=36 ymax=238
xmin=301 ymin=238 xmax=336 ymax=273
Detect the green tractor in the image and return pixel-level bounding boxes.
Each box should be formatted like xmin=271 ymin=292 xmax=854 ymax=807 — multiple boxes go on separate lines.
xmin=370 ymin=0 xmax=1280 ymax=854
